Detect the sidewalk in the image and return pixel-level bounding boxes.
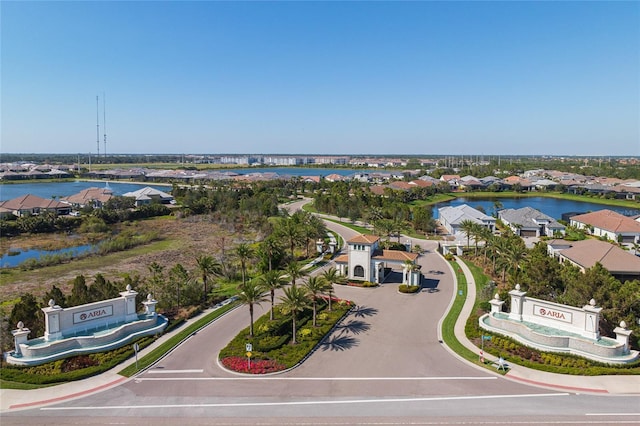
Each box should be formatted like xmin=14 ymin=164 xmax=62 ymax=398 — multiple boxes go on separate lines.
xmin=453 ymin=257 xmax=640 ymax=395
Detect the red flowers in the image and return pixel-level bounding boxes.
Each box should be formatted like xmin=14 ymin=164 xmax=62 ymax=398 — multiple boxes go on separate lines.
xmin=221 ymin=356 xmax=286 ymax=374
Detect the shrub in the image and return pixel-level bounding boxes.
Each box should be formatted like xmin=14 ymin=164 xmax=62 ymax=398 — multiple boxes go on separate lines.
xmin=398 ymin=284 xmax=420 ymax=293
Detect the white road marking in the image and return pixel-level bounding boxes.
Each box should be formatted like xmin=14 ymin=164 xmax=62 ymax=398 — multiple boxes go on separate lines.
xmin=586 ymin=413 xmax=640 ymax=416
xmin=135 ymin=376 xmax=498 ymax=381
xmin=145 ymin=369 xmax=204 ymax=374
xmin=40 ymin=392 xmax=568 ymax=411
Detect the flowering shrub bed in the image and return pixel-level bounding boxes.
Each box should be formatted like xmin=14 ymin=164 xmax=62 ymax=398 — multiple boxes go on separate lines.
xmin=220 ymin=356 xmax=286 ymax=374
xmin=220 ymin=299 xmax=353 ymax=374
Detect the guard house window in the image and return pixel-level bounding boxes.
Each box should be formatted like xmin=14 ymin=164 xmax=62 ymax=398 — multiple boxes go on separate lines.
xmin=354 ymin=265 xmax=365 ymax=277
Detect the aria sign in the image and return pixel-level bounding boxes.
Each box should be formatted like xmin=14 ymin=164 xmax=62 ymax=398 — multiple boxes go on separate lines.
xmin=73 ymin=305 xmax=114 ymax=324
xmin=533 ymin=304 xmax=572 ymax=323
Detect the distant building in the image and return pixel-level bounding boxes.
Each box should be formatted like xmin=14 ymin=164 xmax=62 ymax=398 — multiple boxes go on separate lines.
xmin=0 ymin=194 xmax=71 ymax=217
xmin=61 ymin=187 xmax=114 ymax=209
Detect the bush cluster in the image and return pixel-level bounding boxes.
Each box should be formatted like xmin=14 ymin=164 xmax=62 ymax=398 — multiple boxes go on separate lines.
xmin=398 ymin=284 xmax=420 ymax=293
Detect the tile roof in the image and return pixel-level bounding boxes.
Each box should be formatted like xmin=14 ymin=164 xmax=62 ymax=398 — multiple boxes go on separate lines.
xmin=0 ymin=194 xmax=69 ymax=210
xmin=62 ymin=187 xmax=114 ymax=205
xmin=347 ymin=234 xmax=380 ymax=244
xmin=499 ymin=207 xmax=565 ymax=230
xmin=549 ymin=239 xmax=640 ymax=274
xmin=571 ymin=209 xmax=640 ymax=234
xmin=334 ymin=254 xmax=349 ymax=263
xmin=372 ymin=250 xmax=418 ymax=262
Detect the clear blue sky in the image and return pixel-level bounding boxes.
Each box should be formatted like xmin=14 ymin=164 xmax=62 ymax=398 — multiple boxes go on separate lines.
xmin=2 ymin=1 xmax=639 ymax=156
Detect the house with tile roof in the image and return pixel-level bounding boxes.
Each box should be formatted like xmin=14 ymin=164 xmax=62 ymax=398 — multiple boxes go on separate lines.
xmin=570 ymin=209 xmax=640 ymax=244
xmin=61 ymin=187 xmax=114 ymax=208
xmin=0 ymin=194 xmax=71 ymax=217
xmin=499 ymin=207 xmax=565 ymax=237
xmin=546 ymin=239 xmax=640 ymax=282
xmin=334 ymin=234 xmax=420 ymax=285
xmin=438 ymin=204 xmax=496 ymax=236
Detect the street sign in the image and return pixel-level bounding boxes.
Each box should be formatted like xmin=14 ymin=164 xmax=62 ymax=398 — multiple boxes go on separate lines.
xmin=133 ymin=343 xmax=140 ymax=352
xmin=482 ymin=335 xmax=492 ymax=341
xmin=246 ymin=351 xmax=252 ymax=358
xmin=246 ymin=343 xmax=253 ymax=352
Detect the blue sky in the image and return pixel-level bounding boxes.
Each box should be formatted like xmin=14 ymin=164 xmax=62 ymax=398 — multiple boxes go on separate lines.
xmin=2 ymin=1 xmax=639 ymax=156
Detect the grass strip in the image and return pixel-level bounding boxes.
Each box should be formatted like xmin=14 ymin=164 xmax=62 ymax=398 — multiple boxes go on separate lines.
xmin=440 ymin=261 xmax=481 ymax=364
xmin=118 ymin=301 xmax=239 ymax=377
xmin=322 ymin=218 xmax=371 ymax=235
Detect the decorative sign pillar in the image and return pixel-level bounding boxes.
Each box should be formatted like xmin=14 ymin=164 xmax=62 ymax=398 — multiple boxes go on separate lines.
xmin=120 ymin=285 xmax=139 ymax=322
xmin=142 ymin=294 xmax=158 ymax=317
xmin=490 ymin=294 xmax=505 ymax=314
xmin=583 ymin=298 xmax=602 ymax=340
xmin=328 ymin=241 xmax=336 ymax=254
xmin=374 ymin=261 xmax=384 ymax=284
xmin=508 ymin=284 xmax=527 ymax=322
xmin=42 ymin=299 xmax=63 ymax=341
xmin=316 ymin=239 xmax=324 ymax=253
xmin=11 ymin=322 xmax=30 ymax=357
xmin=613 ymin=321 xmax=633 ymax=354
xmin=456 ymin=243 xmax=463 ymax=256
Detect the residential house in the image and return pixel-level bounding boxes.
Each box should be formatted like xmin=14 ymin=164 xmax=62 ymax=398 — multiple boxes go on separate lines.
xmin=0 ymin=194 xmax=71 ymax=217
xmin=438 ymin=204 xmax=496 ymax=235
xmin=122 ymin=187 xmax=174 ymax=207
xmin=570 ymin=209 xmax=640 ymax=244
xmin=498 ymin=207 xmax=565 ymax=237
xmin=546 ymin=239 xmax=640 ymax=282
xmin=61 ymin=187 xmax=114 ymax=209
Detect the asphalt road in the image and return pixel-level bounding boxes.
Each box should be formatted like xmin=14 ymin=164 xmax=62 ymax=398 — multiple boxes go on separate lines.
xmin=3 ymin=201 xmax=639 ymax=425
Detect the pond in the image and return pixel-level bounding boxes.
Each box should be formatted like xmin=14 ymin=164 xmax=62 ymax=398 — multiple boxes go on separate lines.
xmin=433 ymin=196 xmax=640 ymax=220
xmin=0 ymin=181 xmax=171 ymax=202
xmin=1 ymin=244 xmax=97 ymax=268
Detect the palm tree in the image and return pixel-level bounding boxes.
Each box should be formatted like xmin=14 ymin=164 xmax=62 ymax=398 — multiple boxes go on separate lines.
xmin=237 ymin=280 xmax=267 ymax=337
xmin=235 ymin=242 xmax=254 ymax=288
xmin=403 ymin=260 xmax=420 ymax=286
xmin=257 ymin=270 xmax=288 ymax=320
xmin=286 ymin=261 xmax=307 ymax=286
xmin=506 ymin=241 xmax=527 ymax=285
xmin=195 ymin=254 xmax=222 ymax=303
xmin=258 ymin=236 xmax=282 ymax=272
xmin=321 ymin=267 xmax=343 ymax=311
xmin=304 ymin=276 xmax=329 ymax=327
xmin=277 ymin=217 xmax=303 ymax=260
xmin=460 ymin=219 xmax=477 ymax=250
xmin=279 ymin=284 xmax=310 ymax=344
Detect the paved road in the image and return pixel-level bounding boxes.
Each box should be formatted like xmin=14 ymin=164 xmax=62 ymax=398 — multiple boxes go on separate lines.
xmin=3 ymin=201 xmax=639 ymax=424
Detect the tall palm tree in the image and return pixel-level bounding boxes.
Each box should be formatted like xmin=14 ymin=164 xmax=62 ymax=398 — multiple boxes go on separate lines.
xmin=195 ymin=254 xmax=222 ymax=303
xmin=506 ymin=241 xmax=528 ymax=285
xmin=321 ymin=267 xmax=343 ymax=311
xmin=460 ymin=219 xmax=477 ymax=250
xmin=286 ymin=261 xmax=307 ymax=286
xmin=277 ymin=217 xmax=303 ymax=260
xmin=237 ymin=280 xmax=267 ymax=337
xmin=304 ymin=276 xmax=329 ymax=327
xmin=279 ymin=284 xmax=310 ymax=344
xmin=258 ymin=270 xmax=288 ymax=320
xmin=258 ymin=236 xmax=282 ymax=272
xmin=235 ymin=242 xmax=254 ymax=288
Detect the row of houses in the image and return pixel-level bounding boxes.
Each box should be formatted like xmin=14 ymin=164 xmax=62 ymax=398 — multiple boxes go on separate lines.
xmin=438 ymin=204 xmax=640 ymax=282
xmin=437 ymin=173 xmax=640 ymax=199
xmin=0 ymin=187 xmax=174 ymax=218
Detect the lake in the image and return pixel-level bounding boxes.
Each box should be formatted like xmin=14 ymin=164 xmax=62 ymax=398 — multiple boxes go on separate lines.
xmin=1 ymin=244 xmax=96 ymax=268
xmin=433 ymin=197 xmax=640 ymax=220
xmin=0 ymin=181 xmax=170 ymax=202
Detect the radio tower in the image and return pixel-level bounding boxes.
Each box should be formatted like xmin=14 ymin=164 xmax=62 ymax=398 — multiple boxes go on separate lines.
xmin=96 ymin=95 xmax=100 ymax=157
xmin=103 ymin=92 xmax=107 ymax=159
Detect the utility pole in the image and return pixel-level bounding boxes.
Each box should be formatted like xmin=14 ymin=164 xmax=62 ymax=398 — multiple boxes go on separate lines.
xmin=96 ymin=95 xmax=100 ymax=158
